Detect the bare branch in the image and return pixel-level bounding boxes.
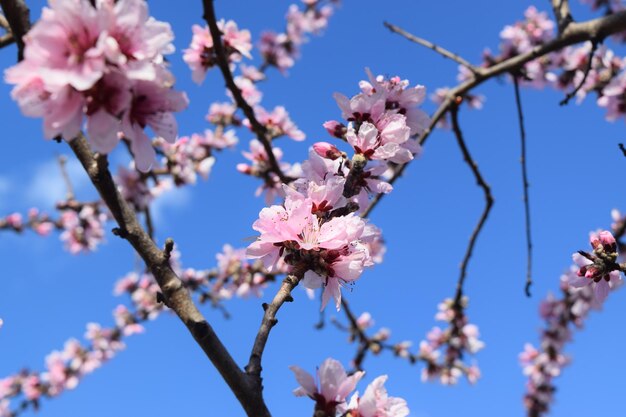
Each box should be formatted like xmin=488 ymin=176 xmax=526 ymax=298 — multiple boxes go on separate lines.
xmin=247 ymin=274 xmax=301 ymax=377
xmin=0 ymin=13 xmax=10 ymax=30
xmin=202 ymin=0 xmax=289 ymax=184
xmin=0 ymin=0 xmax=29 ymax=60
xmin=363 ymin=11 xmax=626 ymax=217
xmin=551 ymin=0 xmax=573 ymax=33
xmin=449 ymin=105 xmax=493 ymax=305
xmin=513 ymin=78 xmax=534 ymax=297
xmin=384 ymin=21 xmax=480 ymax=74
xmin=0 ymin=32 xmax=13 ymax=48
xmin=68 ymin=134 xmax=269 ymax=417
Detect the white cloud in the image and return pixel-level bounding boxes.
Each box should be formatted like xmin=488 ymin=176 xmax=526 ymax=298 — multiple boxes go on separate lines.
xmin=151 ymin=185 xmax=192 ymax=225
xmin=25 ymin=157 xmax=91 ymax=208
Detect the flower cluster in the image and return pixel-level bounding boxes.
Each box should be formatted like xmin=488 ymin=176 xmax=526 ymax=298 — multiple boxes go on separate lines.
xmin=58 ymin=203 xmax=108 ymax=254
xmin=477 ymin=6 xmax=626 ymax=123
xmin=290 ymin=358 xmax=409 ymax=417
xmin=0 ymin=209 xmax=57 ymax=236
xmin=260 ymin=0 xmax=337 ymax=73
xmin=566 ymin=230 xmax=623 ymax=304
xmin=5 ymin=0 xmax=188 ymax=171
xmin=155 ymin=128 xmax=238 ymax=186
xmin=183 ymin=20 xmax=252 ymax=84
xmin=482 ymin=6 xmax=557 ymax=87
xmin=419 ymin=297 xmax=483 ymax=385
xmin=0 ymin=317 xmax=134 ymax=414
xmin=521 ymin=226 xmax=624 ymax=416
xmin=0 ymin=242 xmax=280 ymax=416
xmin=246 ymin=170 xmax=377 ymax=310
xmin=328 ymin=69 xmax=429 ymax=158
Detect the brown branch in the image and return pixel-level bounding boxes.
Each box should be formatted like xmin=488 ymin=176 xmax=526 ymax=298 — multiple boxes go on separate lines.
xmin=246 ymin=274 xmax=301 ymax=377
xmin=340 ymin=298 xmax=371 ymax=372
xmin=384 ymin=21 xmax=480 ymax=74
xmin=513 ymin=78 xmax=534 ymax=297
xmin=551 ymin=0 xmax=573 ymax=33
xmin=363 ymin=11 xmax=626 ymax=217
xmin=68 ymin=134 xmax=269 ymax=417
xmin=0 ymin=13 xmax=9 ymax=30
xmin=202 ymin=0 xmax=289 ymax=184
xmin=0 ymin=32 xmax=13 ymax=48
xmin=449 ymin=105 xmax=493 ymax=305
xmin=0 ymin=0 xmax=29 ymax=60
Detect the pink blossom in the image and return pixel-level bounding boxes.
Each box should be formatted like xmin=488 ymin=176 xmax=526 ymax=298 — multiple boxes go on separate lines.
xmin=183 ymin=20 xmax=251 ymax=84
xmin=345 ymin=375 xmax=409 ymax=417
xmin=290 ymin=358 xmax=364 ymax=411
xmin=245 ymin=106 xmax=305 ymax=141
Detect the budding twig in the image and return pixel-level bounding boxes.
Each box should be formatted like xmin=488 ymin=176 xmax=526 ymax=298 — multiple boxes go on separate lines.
xmin=364 ymin=12 xmax=626 ymax=218
xmin=202 ymin=0 xmax=289 ymax=184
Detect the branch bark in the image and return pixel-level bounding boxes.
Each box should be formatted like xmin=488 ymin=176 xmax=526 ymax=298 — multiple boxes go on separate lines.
xmin=68 ymin=135 xmax=270 ymax=417
xmin=0 ymin=0 xmax=28 ymax=60
xmin=246 ymin=274 xmax=301 ymax=377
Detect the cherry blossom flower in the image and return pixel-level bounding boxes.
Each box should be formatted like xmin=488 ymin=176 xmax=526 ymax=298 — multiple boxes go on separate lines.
xmin=5 ymin=0 xmax=186 ymax=172
xmin=183 ymin=20 xmax=252 ymax=84
xmin=566 ymin=230 xmax=622 ymax=304
xmin=290 ymin=358 xmax=364 ymax=413
xmin=344 ymin=375 xmax=409 ymax=417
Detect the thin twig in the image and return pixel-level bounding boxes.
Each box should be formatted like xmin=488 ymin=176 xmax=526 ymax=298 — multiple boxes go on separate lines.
xmin=57 ymin=155 xmax=75 ymax=201
xmin=202 ymin=0 xmax=289 ymax=184
xmin=340 ymin=298 xmax=370 ymax=372
xmin=560 ymin=40 xmax=598 ymax=106
xmin=551 ymin=0 xmax=573 ymax=33
xmin=0 ymin=13 xmax=10 ymax=30
xmin=0 ymin=0 xmax=29 ymax=60
xmin=363 ymin=12 xmax=626 ymax=217
xmin=513 ymin=78 xmax=534 ymax=297
xmin=619 ymin=143 xmax=626 ymax=157
xmin=449 ymin=105 xmax=494 ymax=305
xmin=384 ymin=22 xmax=480 ymax=74
xmin=0 ymin=32 xmax=13 ymax=48
xmin=246 ymin=274 xmax=301 ymax=378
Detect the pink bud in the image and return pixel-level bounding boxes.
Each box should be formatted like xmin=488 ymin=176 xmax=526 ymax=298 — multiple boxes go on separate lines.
xmin=323 ymin=120 xmax=347 ymax=139
xmin=312 ymin=142 xmax=342 ymax=160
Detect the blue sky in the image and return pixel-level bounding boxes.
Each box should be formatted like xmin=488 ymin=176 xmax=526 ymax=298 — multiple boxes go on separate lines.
xmin=1 ymin=1 xmax=626 ymax=416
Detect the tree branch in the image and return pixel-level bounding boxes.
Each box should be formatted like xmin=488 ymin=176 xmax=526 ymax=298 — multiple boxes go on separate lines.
xmin=551 ymin=0 xmax=573 ymax=33
xmin=513 ymin=78 xmax=534 ymax=297
xmin=246 ymin=274 xmax=301 ymax=378
xmin=384 ymin=21 xmax=480 ymax=74
xmin=0 ymin=32 xmax=13 ymax=48
xmin=68 ymin=134 xmax=269 ymax=417
xmin=449 ymin=105 xmax=493 ymax=305
xmin=202 ymin=0 xmax=289 ymax=184
xmin=0 ymin=0 xmax=28 ymax=60
xmin=363 ymin=11 xmax=626 ymax=217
